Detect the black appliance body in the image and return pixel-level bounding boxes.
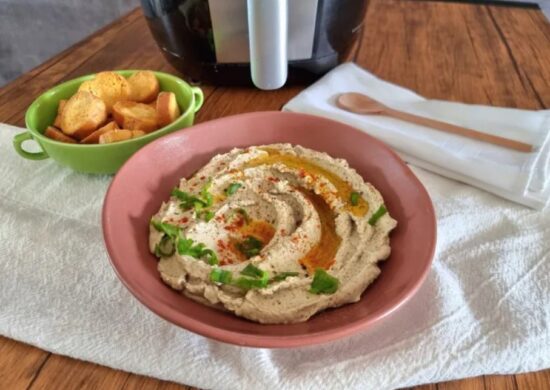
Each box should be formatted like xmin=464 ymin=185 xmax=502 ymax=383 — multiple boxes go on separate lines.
xmin=141 ymin=0 xmax=368 ymax=89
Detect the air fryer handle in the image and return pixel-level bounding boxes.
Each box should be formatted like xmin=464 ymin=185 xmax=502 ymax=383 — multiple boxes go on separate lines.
xmin=247 ymin=0 xmax=288 ymax=90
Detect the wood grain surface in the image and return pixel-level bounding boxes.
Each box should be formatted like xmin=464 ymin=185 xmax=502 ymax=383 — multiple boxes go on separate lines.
xmin=0 ymin=0 xmax=549 ymax=389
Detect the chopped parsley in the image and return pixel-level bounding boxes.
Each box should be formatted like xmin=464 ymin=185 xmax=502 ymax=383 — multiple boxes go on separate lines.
xmin=210 ymin=268 xmax=232 ymax=284
xmin=201 ymin=249 xmax=218 ymax=266
xmin=225 ymin=182 xmax=242 ymax=196
xmin=270 ymin=272 xmax=299 ymax=283
xmin=151 ymin=219 xmax=218 ymax=265
xmin=156 ymin=235 xmax=175 ymax=257
xmin=172 ymin=179 xmax=215 ymax=222
xmin=240 ymin=263 xmax=265 ymax=278
xmin=171 ymin=188 xmax=207 ymax=211
xmin=196 ymin=209 xmax=215 ymax=222
xmin=236 ymin=236 xmax=264 ymax=259
xmin=233 ymin=276 xmax=269 ymax=289
xmin=350 ymin=191 xmax=361 ymax=206
xmin=150 ymin=219 xmax=180 ymax=239
xmin=235 ymin=264 xmax=269 ymax=289
xmin=228 ymin=208 xmax=250 ymax=224
xmin=368 ymin=205 xmax=387 ymax=226
xmin=200 ymin=179 xmax=214 ymax=207
xmin=177 ymin=235 xmax=219 ymax=265
xmin=236 ymin=208 xmax=250 ymax=223
xmin=309 ymin=268 xmax=339 ymax=295
xmin=209 ymin=263 xmax=272 ymax=290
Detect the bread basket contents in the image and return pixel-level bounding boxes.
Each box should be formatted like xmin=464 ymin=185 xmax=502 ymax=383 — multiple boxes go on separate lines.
xmin=112 ymin=101 xmax=159 ymax=132
xmin=45 ymin=71 xmax=181 ymax=145
xmin=149 ymin=144 xmax=397 ymax=324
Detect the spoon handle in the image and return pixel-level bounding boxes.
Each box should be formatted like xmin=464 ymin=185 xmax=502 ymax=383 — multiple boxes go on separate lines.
xmin=384 ymin=108 xmax=533 ymax=153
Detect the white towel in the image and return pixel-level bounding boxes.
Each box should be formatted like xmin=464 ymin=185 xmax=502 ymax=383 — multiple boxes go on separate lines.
xmin=283 ymin=63 xmax=550 ymax=209
xmin=0 ymin=123 xmax=549 ymax=390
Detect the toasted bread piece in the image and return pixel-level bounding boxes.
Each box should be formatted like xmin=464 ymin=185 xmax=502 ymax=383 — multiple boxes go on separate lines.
xmin=44 ymin=126 xmax=77 ymax=143
xmin=80 ymin=121 xmax=119 ymax=144
xmin=60 ymin=91 xmax=107 ymax=140
xmin=112 ymin=101 xmax=158 ymax=132
xmin=98 ymin=129 xmax=146 ymax=144
xmin=78 ymin=72 xmax=131 ymax=112
xmin=128 ymin=71 xmax=160 ymax=103
xmin=53 ymin=99 xmax=67 ymax=129
xmin=131 ymin=130 xmax=146 ymax=139
xmin=78 ymin=80 xmax=94 ymax=93
xmin=156 ymin=92 xmax=181 ymax=127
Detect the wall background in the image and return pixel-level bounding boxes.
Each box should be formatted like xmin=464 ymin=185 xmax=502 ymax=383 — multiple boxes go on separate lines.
xmin=0 ymin=0 xmax=139 ymax=86
xmin=0 ymin=0 xmax=548 ymax=87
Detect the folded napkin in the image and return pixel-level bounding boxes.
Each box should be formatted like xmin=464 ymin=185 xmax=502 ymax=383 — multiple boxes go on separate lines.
xmin=1 ymin=123 xmax=549 ymax=390
xmin=283 ymin=62 xmax=550 ymax=209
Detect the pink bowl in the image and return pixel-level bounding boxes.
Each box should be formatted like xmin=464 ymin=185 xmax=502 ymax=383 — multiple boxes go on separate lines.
xmin=102 ymin=111 xmax=436 ymax=348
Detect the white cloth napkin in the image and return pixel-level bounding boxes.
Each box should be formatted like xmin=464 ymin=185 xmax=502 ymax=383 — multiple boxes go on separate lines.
xmin=283 ymin=62 xmax=550 ymax=209
xmin=1 ymin=123 xmax=549 ymax=390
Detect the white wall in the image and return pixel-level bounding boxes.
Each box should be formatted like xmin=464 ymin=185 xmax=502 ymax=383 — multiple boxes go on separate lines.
xmin=0 ymin=0 xmax=139 ymax=86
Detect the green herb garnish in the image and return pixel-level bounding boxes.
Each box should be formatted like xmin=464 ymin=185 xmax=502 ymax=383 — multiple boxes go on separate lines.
xmin=150 ymin=219 xmax=218 ymax=264
xmin=270 ymin=272 xmax=299 ymax=283
xmin=195 ymin=209 xmax=215 ymax=222
xmin=193 ymin=201 xmax=205 ymax=213
xmin=150 ymin=219 xmax=180 ymax=238
xmin=236 ymin=208 xmax=250 ymax=223
xmin=150 ymin=220 xmax=179 ymax=259
xmin=200 ymin=179 xmax=213 ymax=207
xmin=151 ymin=219 xmax=163 ymax=231
xmin=210 ymin=268 xmax=232 ymax=284
xmin=233 ymin=264 xmax=270 ymax=289
xmin=154 ymin=244 xmax=162 ymax=258
xmin=172 ymin=179 xmax=213 ymax=213
xmin=228 ymin=208 xmax=250 ymax=224
xmin=234 ymin=277 xmax=268 ymax=289
xmin=309 ymin=269 xmax=339 ymax=295
xmin=177 ymin=238 xmax=204 ymax=257
xmin=176 ymin=236 xmax=193 ymax=255
xmin=203 ymin=210 xmax=215 ymax=222
xmin=209 ymin=265 xmax=272 ymax=290
xmin=240 ymin=263 xmax=265 ymax=278
xmin=225 ymin=182 xmax=242 ymax=196
xmin=176 ymin=235 xmax=219 ymax=265
xmin=236 ymin=236 xmax=264 ymax=259
xmin=368 ymin=205 xmax=387 ymax=226
xmin=157 ymin=235 xmax=175 ymax=257
xmin=350 ymin=191 xmax=361 ymax=206
xmin=202 ymin=249 xmax=219 ymax=265
xmin=172 ymin=188 xmax=207 ymax=211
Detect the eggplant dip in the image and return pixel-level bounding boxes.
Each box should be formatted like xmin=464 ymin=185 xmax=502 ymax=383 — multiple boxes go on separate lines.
xmin=149 ymin=144 xmax=397 ymax=324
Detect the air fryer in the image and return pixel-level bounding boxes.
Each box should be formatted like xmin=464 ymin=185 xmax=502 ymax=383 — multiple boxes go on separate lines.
xmin=141 ymin=0 xmax=368 ymax=89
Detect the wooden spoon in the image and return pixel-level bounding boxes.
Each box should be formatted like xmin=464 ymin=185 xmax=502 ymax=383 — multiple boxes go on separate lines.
xmin=336 ymin=92 xmax=533 ymax=153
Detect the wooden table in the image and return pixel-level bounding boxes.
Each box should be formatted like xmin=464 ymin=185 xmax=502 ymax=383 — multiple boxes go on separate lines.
xmin=1 ymin=1 xmax=549 ymax=389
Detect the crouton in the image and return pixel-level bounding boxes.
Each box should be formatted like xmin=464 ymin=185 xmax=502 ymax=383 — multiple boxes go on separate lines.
xmin=80 ymin=121 xmax=119 ymax=144
xmin=44 ymin=126 xmax=77 ymax=143
xmin=112 ymin=101 xmax=158 ymax=132
xmin=98 ymin=129 xmax=146 ymax=144
xmin=128 ymin=71 xmax=160 ymax=103
xmin=53 ymin=99 xmax=67 ymax=129
xmin=60 ymin=91 xmax=107 ymax=140
xmin=156 ymin=91 xmax=181 ymax=127
xmin=78 ymin=71 xmax=131 ymax=112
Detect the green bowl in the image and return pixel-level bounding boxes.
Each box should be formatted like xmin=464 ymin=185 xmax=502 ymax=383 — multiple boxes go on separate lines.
xmin=14 ymin=70 xmax=204 ymax=174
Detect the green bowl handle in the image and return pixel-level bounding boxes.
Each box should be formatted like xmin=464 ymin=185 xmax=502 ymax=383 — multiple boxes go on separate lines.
xmin=13 ymin=132 xmax=49 ymax=160
xmin=191 ymin=86 xmax=204 ymax=113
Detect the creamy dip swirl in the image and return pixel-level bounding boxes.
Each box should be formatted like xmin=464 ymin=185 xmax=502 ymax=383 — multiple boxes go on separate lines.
xmin=150 ymin=144 xmax=397 ymax=324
